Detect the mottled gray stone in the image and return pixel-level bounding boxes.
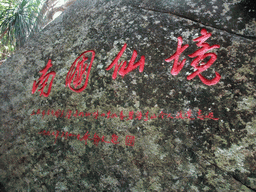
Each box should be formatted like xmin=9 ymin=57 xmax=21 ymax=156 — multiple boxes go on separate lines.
xmin=0 ymin=0 xmax=256 ymax=191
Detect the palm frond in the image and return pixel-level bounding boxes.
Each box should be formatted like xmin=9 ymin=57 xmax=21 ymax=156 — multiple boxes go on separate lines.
xmin=0 ymin=0 xmax=47 ymax=48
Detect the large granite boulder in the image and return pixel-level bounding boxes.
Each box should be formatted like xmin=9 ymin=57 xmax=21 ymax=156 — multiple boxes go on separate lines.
xmin=0 ymin=0 xmax=256 ymax=191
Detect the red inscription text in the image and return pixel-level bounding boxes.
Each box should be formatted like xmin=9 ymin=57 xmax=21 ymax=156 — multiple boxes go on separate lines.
xmin=32 ymin=59 xmax=56 ymax=97
xmin=66 ymin=50 xmax=95 ymax=93
xmin=165 ymin=28 xmax=221 ymax=85
xmin=106 ymin=43 xmax=145 ymax=79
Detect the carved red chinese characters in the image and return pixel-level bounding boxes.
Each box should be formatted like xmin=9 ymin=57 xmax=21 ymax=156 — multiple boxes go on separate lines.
xmin=32 ymin=59 xmax=56 ymax=97
xmin=165 ymin=36 xmax=189 ymax=75
xmin=66 ymin=50 xmax=95 ymax=92
xmin=187 ymin=28 xmax=221 ymax=85
xmin=165 ymin=28 xmax=221 ymax=86
xmin=106 ymin=43 xmax=145 ymax=79
xmin=31 ymin=28 xmax=223 ymax=100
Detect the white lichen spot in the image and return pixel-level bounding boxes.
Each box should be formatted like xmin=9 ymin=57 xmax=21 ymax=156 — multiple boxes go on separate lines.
xmin=100 ymin=176 xmax=119 ymax=187
xmin=63 ymin=126 xmax=69 ymax=132
xmin=97 ymin=64 xmax=103 ymax=69
xmin=185 ymin=72 xmax=191 ymax=76
xmin=190 ymin=3 xmax=197 ymax=8
xmin=226 ymin=16 xmax=232 ymax=21
xmin=98 ymin=70 xmax=105 ymax=77
xmin=187 ymin=163 xmax=198 ymax=178
xmin=160 ymin=153 xmax=167 ymax=160
xmin=135 ymin=100 xmax=140 ymax=108
xmin=210 ymin=0 xmax=217 ymax=4
xmin=215 ymin=145 xmax=249 ymax=173
xmin=237 ymin=17 xmax=243 ymax=23
xmin=58 ymin=68 xmax=68 ymax=77
xmin=121 ymin=6 xmax=127 ymax=11
xmin=221 ymin=2 xmax=230 ymax=16
xmin=192 ymin=33 xmax=199 ymax=39
xmin=141 ymin=15 xmax=148 ymax=20
xmin=55 ymin=181 xmax=68 ymax=190
xmin=143 ymin=37 xmax=148 ymax=41
xmin=153 ymin=88 xmax=158 ymax=93
xmin=131 ymin=79 xmax=137 ymax=84
xmin=181 ymin=30 xmax=191 ymax=39
xmin=191 ymin=185 xmax=200 ymax=192
xmin=245 ymin=117 xmax=256 ymax=135
xmin=169 ymin=89 xmax=175 ymax=96
xmin=237 ymin=97 xmax=256 ymax=111
xmin=174 ymin=138 xmax=182 ymax=144
xmin=204 ymin=10 xmax=213 ymax=17
xmin=154 ymin=20 xmax=160 ymax=24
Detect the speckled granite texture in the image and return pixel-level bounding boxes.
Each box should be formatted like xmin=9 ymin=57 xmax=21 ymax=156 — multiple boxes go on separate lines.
xmin=0 ymin=0 xmax=256 ymax=191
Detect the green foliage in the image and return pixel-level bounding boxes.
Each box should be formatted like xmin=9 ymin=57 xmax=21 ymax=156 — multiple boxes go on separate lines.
xmin=0 ymin=0 xmax=45 ymax=61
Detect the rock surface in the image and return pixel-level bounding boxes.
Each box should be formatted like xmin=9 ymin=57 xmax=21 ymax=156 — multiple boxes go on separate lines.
xmin=0 ymin=0 xmax=256 ymax=191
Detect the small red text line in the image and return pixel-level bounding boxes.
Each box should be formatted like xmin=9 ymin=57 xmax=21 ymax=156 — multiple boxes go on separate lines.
xmin=31 ymin=109 xmax=219 ymax=121
xmin=38 ymin=130 xmax=135 ymax=146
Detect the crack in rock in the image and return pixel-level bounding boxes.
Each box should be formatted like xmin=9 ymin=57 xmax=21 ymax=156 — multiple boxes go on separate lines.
xmin=132 ymin=5 xmax=256 ymax=41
